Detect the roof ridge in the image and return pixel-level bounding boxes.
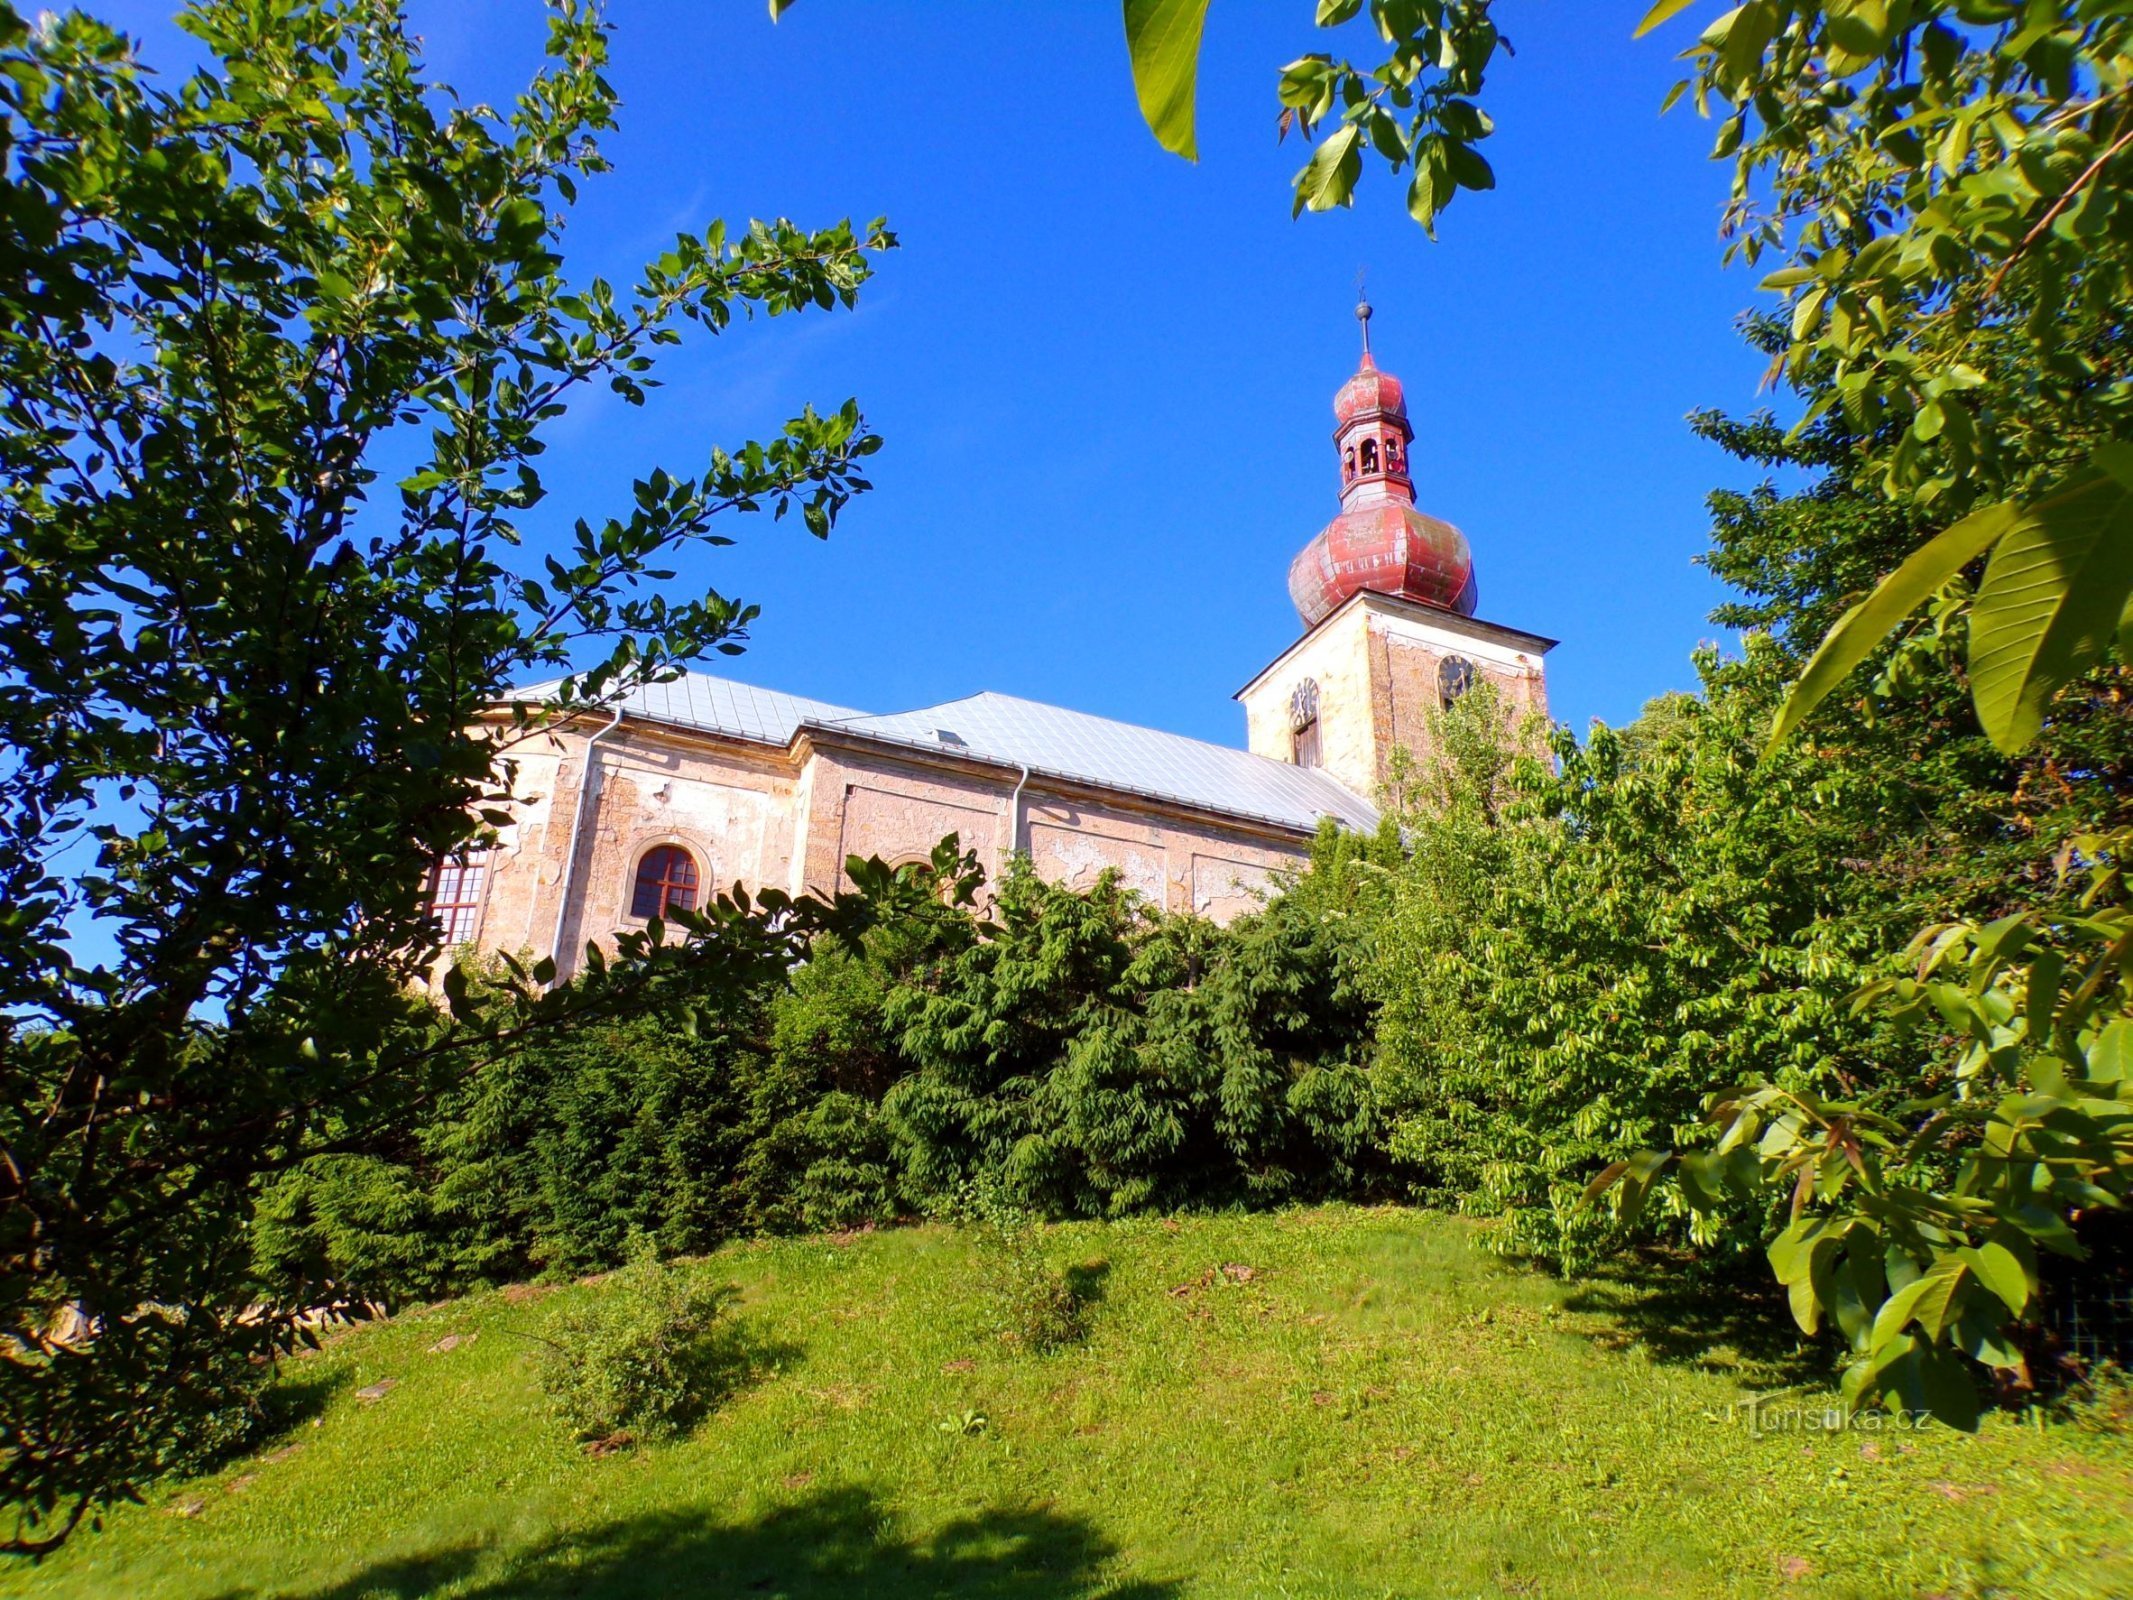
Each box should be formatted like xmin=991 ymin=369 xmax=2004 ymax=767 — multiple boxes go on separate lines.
xmin=916 ymin=688 xmax=1270 ymax=753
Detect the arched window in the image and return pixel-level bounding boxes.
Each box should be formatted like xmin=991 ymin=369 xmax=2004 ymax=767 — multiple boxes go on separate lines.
xmin=1386 ymin=437 xmax=1402 ymax=472
xmin=1360 ymin=438 xmax=1379 ymax=473
xmin=1438 ymin=655 xmax=1476 ymax=709
xmin=1343 ymin=447 xmax=1357 ymax=481
xmin=428 ymin=851 xmax=489 ymax=945
xmin=1289 ymin=678 xmax=1322 ymax=769
xmin=631 ymin=844 xmax=699 ymax=919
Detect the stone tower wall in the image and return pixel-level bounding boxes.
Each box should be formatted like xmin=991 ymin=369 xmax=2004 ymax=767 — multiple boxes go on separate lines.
xmin=1239 ymin=591 xmax=1552 ymax=810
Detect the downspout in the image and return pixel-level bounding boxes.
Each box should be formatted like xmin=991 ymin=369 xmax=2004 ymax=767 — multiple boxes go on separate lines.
xmin=1006 ymin=761 xmax=1031 ymax=868
xmin=548 ymin=704 xmax=625 ymax=982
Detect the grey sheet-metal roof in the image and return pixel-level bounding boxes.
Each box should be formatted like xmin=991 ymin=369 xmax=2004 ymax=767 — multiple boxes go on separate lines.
xmin=513 ymin=672 xmax=864 ymax=748
xmin=511 ymin=672 xmax=1378 ymax=836
xmin=824 ymin=691 xmax=1379 ymax=836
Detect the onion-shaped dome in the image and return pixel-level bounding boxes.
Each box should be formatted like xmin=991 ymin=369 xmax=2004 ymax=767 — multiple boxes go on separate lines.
xmin=1288 ymin=500 xmax=1477 ymax=626
xmin=1333 ymin=354 xmax=1406 ymax=424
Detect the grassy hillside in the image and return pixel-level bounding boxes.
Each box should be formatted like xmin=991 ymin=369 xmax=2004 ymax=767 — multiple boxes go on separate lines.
xmin=9 ymin=1209 xmax=2128 ymax=1599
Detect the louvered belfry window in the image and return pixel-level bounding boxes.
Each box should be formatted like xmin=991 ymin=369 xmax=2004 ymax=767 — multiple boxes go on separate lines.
xmin=428 ymin=852 xmax=488 ymax=946
xmin=1290 ymin=678 xmax=1322 ymax=769
xmin=631 ymin=845 xmax=699 ymax=919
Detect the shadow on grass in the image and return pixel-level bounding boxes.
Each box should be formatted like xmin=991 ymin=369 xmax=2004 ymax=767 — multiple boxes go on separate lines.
xmin=1063 ymin=1258 xmax=1111 ymax=1313
xmin=211 ymin=1485 xmax=1177 ymax=1599
xmin=1559 ymin=1247 xmax=1835 ymax=1390
xmin=681 ymin=1320 xmax=807 ymax=1430
xmin=259 ymin=1361 xmax=354 ymax=1436
xmin=169 ymin=1361 xmax=354 ymax=1483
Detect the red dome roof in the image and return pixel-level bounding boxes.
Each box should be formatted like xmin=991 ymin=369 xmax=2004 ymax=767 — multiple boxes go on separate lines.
xmin=1288 ymin=501 xmax=1477 ymax=626
xmin=1334 ymin=355 xmax=1406 ymax=424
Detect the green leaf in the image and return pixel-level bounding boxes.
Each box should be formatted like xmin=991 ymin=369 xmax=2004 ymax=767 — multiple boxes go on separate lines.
xmin=1968 ymin=455 xmax=2133 ymax=753
xmin=1767 ymin=499 xmax=2018 ymax=753
xmin=1869 ymin=1273 xmax=1933 ymax=1350
xmin=1294 ymin=123 xmax=1364 ymax=215
xmin=1916 ymin=1345 xmax=1982 ymax=1431
xmin=1124 ymin=0 xmax=1213 ymax=161
xmin=1845 ymin=1331 xmax=1917 ymax=1409
xmin=1953 ymin=1302 xmax=2024 ymax=1370
xmin=1720 ymin=0 xmax=1780 ymax=84
xmin=1677 ymin=1150 xmax=1724 ymax=1210
xmin=1625 ymin=1150 xmax=1672 ymax=1184
xmin=1580 ymin=1159 xmax=1630 ymax=1205
xmin=1824 ymin=0 xmax=1889 ymax=62
xmin=1444 ymin=141 xmax=1495 ymax=192
xmin=2092 ymin=1019 xmax=2133 ymax=1083
xmin=1768 ymin=1217 xmax=1830 ymax=1284
xmin=1788 ymin=1270 xmax=1822 ymax=1335
xmin=1634 ymin=0 xmax=1702 ymax=39
xmin=1831 ymin=1241 xmax=1885 ymax=1352
xmin=1406 ymin=163 xmax=1448 ymax=230
xmin=1956 ymin=1239 xmax=2030 ymax=1319
xmin=1909 ymin=1257 xmax=1971 ymax=1341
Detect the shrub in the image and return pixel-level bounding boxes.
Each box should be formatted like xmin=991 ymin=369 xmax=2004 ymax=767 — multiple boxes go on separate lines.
xmin=881 ymin=851 xmax=1390 ymax=1218
xmin=1370 ymin=668 xmax=1940 ymax=1270
xmin=959 ymin=1189 xmax=1089 ymax=1354
xmin=535 ymin=1246 xmax=741 ymax=1444
xmin=253 ymin=1154 xmax=455 ymax=1302
xmin=246 ymin=847 xmax=1391 ymax=1306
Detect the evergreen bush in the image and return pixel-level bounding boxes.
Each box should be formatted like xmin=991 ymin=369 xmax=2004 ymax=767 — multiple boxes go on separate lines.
xmin=535 ymin=1247 xmax=741 ymax=1444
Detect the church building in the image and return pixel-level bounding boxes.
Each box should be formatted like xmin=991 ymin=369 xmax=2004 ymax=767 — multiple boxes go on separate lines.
xmin=447 ymin=308 xmax=1555 ymax=974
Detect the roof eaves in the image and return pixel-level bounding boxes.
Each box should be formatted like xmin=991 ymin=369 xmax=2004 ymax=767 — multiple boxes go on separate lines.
xmin=1234 ymin=589 xmax=1557 ymax=700
xmin=794 ymin=719 xmax=1366 ymax=840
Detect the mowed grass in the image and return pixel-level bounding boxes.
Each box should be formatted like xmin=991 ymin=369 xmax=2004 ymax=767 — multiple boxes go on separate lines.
xmin=9 ymin=1208 xmax=2130 ymax=1600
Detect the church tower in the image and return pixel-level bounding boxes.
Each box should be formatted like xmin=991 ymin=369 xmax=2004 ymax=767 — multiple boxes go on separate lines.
xmin=1236 ymin=300 xmax=1554 ymax=805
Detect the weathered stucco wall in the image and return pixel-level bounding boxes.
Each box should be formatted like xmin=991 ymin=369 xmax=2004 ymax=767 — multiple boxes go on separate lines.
xmin=457 ymin=718 xmax=1321 ymax=981
xmin=1239 ymin=602 xmax=1378 ymax=800
xmin=801 ymin=741 xmax=1309 ymax=919
xmin=467 ymin=718 xmax=805 ymax=976
xmin=1239 ymin=592 xmax=1551 ymax=807
xmin=1368 ymin=613 xmax=1550 ymax=793
xmin=795 ymin=743 xmax=1009 ymax=895
xmin=1023 ymin=796 xmax=1298 ymax=921
xmin=458 ymin=732 xmax=565 ymax=960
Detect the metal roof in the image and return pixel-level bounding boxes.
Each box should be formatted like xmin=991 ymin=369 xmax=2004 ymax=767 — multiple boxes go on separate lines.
xmin=512 ymin=672 xmax=864 ymax=747
xmin=511 ymin=672 xmax=1378 ymax=836
xmin=824 ymin=691 xmax=1379 ymax=836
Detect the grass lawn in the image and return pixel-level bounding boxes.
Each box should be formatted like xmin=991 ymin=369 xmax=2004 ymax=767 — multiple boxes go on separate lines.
xmin=8 ymin=1207 xmax=2129 ymax=1599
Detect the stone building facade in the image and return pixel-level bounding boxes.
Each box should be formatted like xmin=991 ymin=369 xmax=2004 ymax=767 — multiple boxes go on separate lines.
xmin=442 ymin=310 xmax=1555 ymax=974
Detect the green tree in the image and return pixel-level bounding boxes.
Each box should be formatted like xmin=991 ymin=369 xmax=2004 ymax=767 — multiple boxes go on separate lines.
xmin=881 ymin=839 xmax=1390 ymax=1217
xmin=1122 ymin=0 xmax=2133 ymax=1429
xmin=0 ymin=0 xmax=888 ymax=1547
xmin=1124 ymin=0 xmax=2132 ymax=746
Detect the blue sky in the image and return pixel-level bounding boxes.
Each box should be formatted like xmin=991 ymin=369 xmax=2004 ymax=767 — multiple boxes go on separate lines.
xmin=98 ymin=1 xmax=1787 ymax=745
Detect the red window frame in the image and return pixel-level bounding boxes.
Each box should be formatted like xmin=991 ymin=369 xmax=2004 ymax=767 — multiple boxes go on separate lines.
xmin=630 ymin=845 xmax=699 ymax=920
xmin=428 ymin=852 xmax=488 ymax=946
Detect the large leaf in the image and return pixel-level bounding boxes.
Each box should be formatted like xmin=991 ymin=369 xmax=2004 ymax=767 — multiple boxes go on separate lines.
xmin=1968 ymin=452 xmax=2133 ymax=752
xmin=1955 ymin=1239 xmax=2030 ymax=1319
xmin=1907 ymin=1256 xmax=1971 ymax=1341
xmin=1293 ymin=123 xmax=1364 ymax=215
xmin=1634 ymin=0 xmax=1702 ymax=38
xmin=1915 ymin=1345 xmax=1983 ymax=1432
xmin=1124 ymin=0 xmax=1213 ymax=161
xmin=1767 ymin=499 xmax=2017 ymax=753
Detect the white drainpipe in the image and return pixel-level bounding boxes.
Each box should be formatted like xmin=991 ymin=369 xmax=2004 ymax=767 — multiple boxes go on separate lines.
xmin=547 ymin=704 xmax=625 ymax=982
xmin=1007 ymin=761 xmax=1031 ymax=865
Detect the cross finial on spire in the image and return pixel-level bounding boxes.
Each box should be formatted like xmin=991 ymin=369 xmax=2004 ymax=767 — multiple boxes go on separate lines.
xmin=1354 ymin=269 xmax=1373 ymax=359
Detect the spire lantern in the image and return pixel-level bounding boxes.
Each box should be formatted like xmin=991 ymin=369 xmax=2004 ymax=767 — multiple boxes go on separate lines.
xmin=1286 ymin=306 xmax=1477 ymax=626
